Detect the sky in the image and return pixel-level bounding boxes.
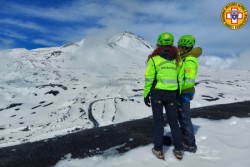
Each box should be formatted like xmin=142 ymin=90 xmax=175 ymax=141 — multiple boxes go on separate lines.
xmin=0 ymin=0 xmax=250 ymax=59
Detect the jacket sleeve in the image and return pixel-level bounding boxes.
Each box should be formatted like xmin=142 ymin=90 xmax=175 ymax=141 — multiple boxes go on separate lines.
xmin=177 ymin=61 xmax=184 ymax=93
xmin=183 ymin=60 xmax=197 ymax=89
xmin=143 ymin=58 xmax=156 ymax=98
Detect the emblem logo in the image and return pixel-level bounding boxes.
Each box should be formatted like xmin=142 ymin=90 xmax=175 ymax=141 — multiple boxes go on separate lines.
xmin=185 ymin=68 xmax=191 ymax=73
xmin=221 ymin=2 xmax=248 ymax=30
xmin=165 ymin=34 xmax=169 ymax=38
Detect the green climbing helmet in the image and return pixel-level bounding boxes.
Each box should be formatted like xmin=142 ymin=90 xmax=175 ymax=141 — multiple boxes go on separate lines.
xmin=157 ymin=32 xmax=174 ymax=46
xmin=178 ymin=35 xmax=195 ymax=48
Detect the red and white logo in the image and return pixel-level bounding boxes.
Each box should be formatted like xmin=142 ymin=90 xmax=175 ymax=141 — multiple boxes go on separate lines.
xmin=226 ymin=8 xmax=243 ymax=24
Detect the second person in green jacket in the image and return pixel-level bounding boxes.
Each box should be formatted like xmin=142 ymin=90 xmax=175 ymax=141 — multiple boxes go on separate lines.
xmin=177 ymin=34 xmax=202 ymax=153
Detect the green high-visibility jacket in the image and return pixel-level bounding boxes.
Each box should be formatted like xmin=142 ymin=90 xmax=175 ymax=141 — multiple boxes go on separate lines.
xmin=179 ymin=47 xmax=202 ymax=93
xmin=143 ymin=55 xmax=183 ymax=98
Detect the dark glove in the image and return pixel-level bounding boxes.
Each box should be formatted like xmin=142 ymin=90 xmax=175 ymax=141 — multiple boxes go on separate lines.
xmin=144 ymin=95 xmax=151 ymax=107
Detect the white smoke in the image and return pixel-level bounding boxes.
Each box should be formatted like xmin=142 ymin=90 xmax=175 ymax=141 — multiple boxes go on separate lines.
xmin=199 ymin=55 xmax=237 ymax=70
xmin=233 ymin=50 xmax=250 ymax=70
xmin=199 ymin=50 xmax=250 ymax=70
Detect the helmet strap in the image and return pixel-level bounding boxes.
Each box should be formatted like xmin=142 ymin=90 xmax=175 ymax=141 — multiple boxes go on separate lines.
xmin=186 ymin=47 xmax=193 ymax=53
xmin=179 ymin=46 xmax=193 ymax=56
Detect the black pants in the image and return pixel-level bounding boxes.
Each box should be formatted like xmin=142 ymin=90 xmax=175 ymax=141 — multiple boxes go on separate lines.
xmin=177 ymin=93 xmax=196 ymax=146
xmin=151 ymin=89 xmax=183 ymax=151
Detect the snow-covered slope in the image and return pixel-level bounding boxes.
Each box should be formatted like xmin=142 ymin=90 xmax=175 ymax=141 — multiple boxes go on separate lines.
xmin=0 ymin=32 xmax=250 ymax=148
xmin=0 ymin=32 xmax=153 ymax=147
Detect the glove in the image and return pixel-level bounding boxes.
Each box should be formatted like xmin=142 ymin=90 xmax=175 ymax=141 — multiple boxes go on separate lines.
xmin=144 ymin=95 xmax=151 ymax=107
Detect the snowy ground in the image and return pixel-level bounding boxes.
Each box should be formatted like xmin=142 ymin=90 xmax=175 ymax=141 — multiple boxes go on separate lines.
xmin=54 ymin=117 xmax=250 ymax=167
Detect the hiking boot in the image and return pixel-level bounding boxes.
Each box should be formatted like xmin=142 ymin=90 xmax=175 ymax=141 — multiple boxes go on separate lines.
xmin=183 ymin=144 xmax=197 ymax=153
xmin=152 ymin=148 xmax=165 ymax=160
xmin=173 ymin=149 xmax=184 ymax=160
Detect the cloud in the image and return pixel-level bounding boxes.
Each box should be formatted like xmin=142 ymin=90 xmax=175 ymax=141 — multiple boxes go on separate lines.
xmin=4 ymin=1 xmax=103 ymax=22
xmin=32 ymin=39 xmax=58 ymax=47
xmin=78 ymin=0 xmax=250 ymax=57
xmin=0 ymin=19 xmax=46 ymax=32
xmin=1 ymin=0 xmax=250 ymax=55
xmin=0 ymin=29 xmax=28 ymax=40
xmin=233 ymin=50 xmax=250 ymax=70
xmin=199 ymin=55 xmax=237 ymax=70
xmin=199 ymin=50 xmax=250 ymax=70
xmin=0 ymin=38 xmax=14 ymax=49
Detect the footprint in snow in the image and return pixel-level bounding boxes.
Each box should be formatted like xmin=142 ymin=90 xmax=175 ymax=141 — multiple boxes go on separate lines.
xmin=196 ymin=135 xmax=208 ymax=142
xmin=196 ymin=146 xmax=221 ymax=161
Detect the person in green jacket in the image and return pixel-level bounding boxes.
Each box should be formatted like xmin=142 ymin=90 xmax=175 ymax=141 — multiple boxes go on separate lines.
xmin=144 ymin=32 xmax=184 ymax=160
xmin=177 ymin=35 xmax=202 ymax=153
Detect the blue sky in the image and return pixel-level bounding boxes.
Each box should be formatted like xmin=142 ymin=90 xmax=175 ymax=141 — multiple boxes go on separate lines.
xmin=0 ymin=0 xmax=250 ymax=58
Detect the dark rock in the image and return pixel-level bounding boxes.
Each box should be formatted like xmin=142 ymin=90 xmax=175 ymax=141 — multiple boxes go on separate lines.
xmin=43 ymin=102 xmax=53 ymax=107
xmin=0 ymin=103 xmax=23 ymax=111
xmin=132 ymin=89 xmax=143 ymax=92
xmin=45 ymin=90 xmax=59 ymax=96
xmin=20 ymin=126 xmax=29 ymax=132
xmin=201 ymin=95 xmax=220 ymax=101
xmin=36 ymin=84 xmax=67 ymax=90
xmin=31 ymin=105 xmax=41 ymax=109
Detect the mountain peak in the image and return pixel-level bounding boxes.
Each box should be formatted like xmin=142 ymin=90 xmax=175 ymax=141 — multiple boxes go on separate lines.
xmin=61 ymin=39 xmax=85 ymax=49
xmin=106 ymin=31 xmax=153 ymax=50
